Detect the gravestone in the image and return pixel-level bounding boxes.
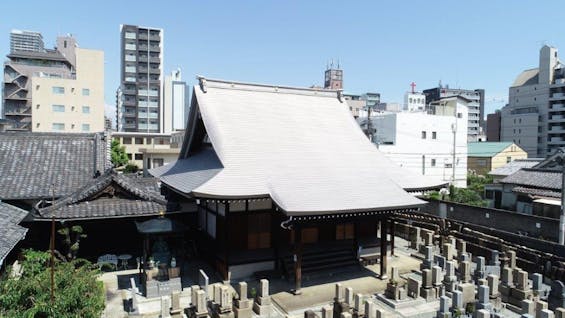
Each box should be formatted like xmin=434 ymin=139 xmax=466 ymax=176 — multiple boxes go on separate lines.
xmin=443 ymin=261 xmax=457 ymax=292
xmin=407 ymin=277 xmax=421 ymax=299
xmin=533 ymin=273 xmax=543 ymax=292
xmin=487 ymin=274 xmax=500 ymax=298
xmin=161 ymin=296 xmax=172 ymax=318
xmin=411 ymin=227 xmax=421 ymax=250
xmin=434 ymin=255 xmax=446 ymax=270
xmin=234 ymin=282 xmax=252 ymax=318
xmin=459 ymin=261 xmax=472 ymax=283
xmin=442 ymin=243 xmax=453 ymax=261
xmin=432 ymin=266 xmax=443 ymax=287
xmin=130 ymin=278 xmax=139 ymax=314
xmin=171 ymin=292 xmax=182 ymax=318
xmin=457 ymin=283 xmax=475 ymax=306
xmin=199 ymin=269 xmax=210 ymax=300
xmin=536 ymin=300 xmax=549 ymax=318
xmin=335 ymin=283 xmax=345 ymax=302
xmin=423 ymin=231 xmax=434 ymax=246
xmin=219 ymin=285 xmax=233 ymax=316
xmin=365 ymin=301 xmax=375 ymax=318
xmin=452 ymin=290 xmax=463 ymax=310
xmin=195 ymin=290 xmax=209 ymax=318
xmin=477 ymin=285 xmax=492 ymax=311
xmin=322 ymin=306 xmax=333 ymax=318
xmin=521 ymin=299 xmax=535 ymax=316
xmin=491 ymin=250 xmax=501 ymax=267
xmin=475 ymin=256 xmax=486 ymax=282
xmin=345 ymin=287 xmax=354 ymax=306
xmin=253 ymin=279 xmax=272 ymax=316
xmin=436 ymin=295 xmax=452 ymax=318
xmin=507 ymin=251 xmax=516 ymax=269
xmin=191 ymin=285 xmax=201 ymax=308
xmin=541 ymin=309 xmax=555 ymax=318
xmin=354 ymin=294 xmax=364 ymax=315
xmin=549 ymin=281 xmax=565 ymax=310
xmin=555 ymin=307 xmax=565 ymax=318
xmin=421 ymin=269 xmax=436 ymax=301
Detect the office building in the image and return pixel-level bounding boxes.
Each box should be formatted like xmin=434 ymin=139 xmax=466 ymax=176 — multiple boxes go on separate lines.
xmin=424 ymin=86 xmax=485 ymax=142
xmin=500 ymin=45 xmax=565 ymax=157
xmin=3 ymin=32 xmax=104 ymax=132
xmin=10 ymin=29 xmax=44 ymax=53
xmin=343 ymin=92 xmax=381 ymax=118
xmin=118 ymin=24 xmax=163 ymax=133
xmin=358 ymin=96 xmax=469 ymax=187
xmin=163 ymin=69 xmax=189 ymax=133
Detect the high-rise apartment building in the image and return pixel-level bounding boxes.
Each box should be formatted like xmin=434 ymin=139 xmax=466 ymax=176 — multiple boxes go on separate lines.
xmin=3 ymin=33 xmax=104 ymax=132
xmin=118 ymin=24 xmax=163 ymax=133
xmin=10 ymin=30 xmax=44 ymax=53
xmin=500 ymin=45 xmax=565 ymax=157
xmin=486 ymin=111 xmax=501 ymax=141
xmin=424 ymin=86 xmax=485 ymax=142
xmin=163 ymin=69 xmax=189 ymax=133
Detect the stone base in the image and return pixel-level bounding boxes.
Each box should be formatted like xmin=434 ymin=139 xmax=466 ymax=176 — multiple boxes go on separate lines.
xmin=253 ymin=302 xmax=272 ymax=316
xmin=234 ymin=307 xmax=252 ymax=318
xmin=507 ymin=289 xmax=533 ymax=307
xmin=420 ymin=287 xmax=438 ymax=301
xmin=375 ymin=293 xmax=426 ymax=309
xmin=215 ymin=312 xmax=234 ymax=318
xmin=436 ymin=311 xmax=452 ymax=318
xmin=235 ymin=299 xmax=252 ymax=310
xmin=256 ymin=296 xmax=271 ymax=306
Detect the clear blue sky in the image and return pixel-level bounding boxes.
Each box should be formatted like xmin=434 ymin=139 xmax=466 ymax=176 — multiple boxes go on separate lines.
xmin=2 ymin=1 xmax=564 ymax=118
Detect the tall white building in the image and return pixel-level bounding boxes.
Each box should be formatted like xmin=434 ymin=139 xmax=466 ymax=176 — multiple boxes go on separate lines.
xmin=501 ymin=45 xmax=565 ymax=157
xmin=10 ymin=30 xmax=44 ymax=53
xmin=358 ymin=96 xmax=468 ymax=187
xmin=163 ymin=69 xmax=189 ymax=133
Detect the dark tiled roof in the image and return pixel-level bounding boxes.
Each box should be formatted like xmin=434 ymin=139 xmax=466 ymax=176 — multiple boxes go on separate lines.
xmin=0 ymin=132 xmax=110 ymax=200
xmin=512 ymin=186 xmax=561 ymax=198
xmin=0 ymin=202 xmax=28 ymax=264
xmin=489 ymin=158 xmax=543 ymax=177
xmin=500 ymin=169 xmax=562 ymax=190
xmin=38 ymin=172 xmax=166 ymax=220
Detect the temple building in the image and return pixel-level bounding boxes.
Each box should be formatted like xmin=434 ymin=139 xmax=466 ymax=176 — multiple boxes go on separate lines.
xmin=150 ymin=77 xmax=447 ymax=291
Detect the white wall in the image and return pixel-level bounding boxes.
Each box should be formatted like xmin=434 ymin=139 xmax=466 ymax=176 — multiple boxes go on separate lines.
xmin=368 ymin=102 xmax=468 ymax=187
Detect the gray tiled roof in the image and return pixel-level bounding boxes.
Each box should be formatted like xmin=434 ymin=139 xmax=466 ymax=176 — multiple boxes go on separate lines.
xmin=489 ymin=158 xmax=543 ymax=177
xmin=512 ymin=186 xmax=561 ymax=198
xmin=500 ymin=169 xmax=562 ymax=190
xmin=0 ymin=202 xmax=28 ymax=264
xmin=38 ymin=172 xmax=166 ymax=220
xmin=0 ymin=132 xmax=110 ymax=200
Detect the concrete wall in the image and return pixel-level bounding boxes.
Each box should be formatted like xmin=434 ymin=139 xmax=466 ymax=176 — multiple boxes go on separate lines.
xmin=423 ymin=199 xmax=559 ymax=242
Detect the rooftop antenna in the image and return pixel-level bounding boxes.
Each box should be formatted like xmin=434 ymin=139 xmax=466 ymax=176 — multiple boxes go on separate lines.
xmin=337 ymin=59 xmax=340 ymax=69
xmin=331 ymin=59 xmax=334 ymax=69
xmin=410 ymin=82 xmax=416 ymax=94
xmin=438 ymin=80 xmax=442 ymax=89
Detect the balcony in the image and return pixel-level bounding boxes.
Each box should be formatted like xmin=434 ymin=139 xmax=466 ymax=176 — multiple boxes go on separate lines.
xmin=550 ymin=92 xmax=565 ymax=101
xmin=549 ymin=126 xmax=565 ymax=134
xmin=138 ymin=33 xmax=148 ymax=40
xmin=138 ymin=55 xmax=148 ymax=63
xmin=122 ymin=88 xmax=137 ymax=95
xmin=150 ymin=57 xmax=160 ymax=63
xmin=5 ymin=107 xmax=31 ymax=116
xmin=123 ymin=99 xmax=136 ymax=106
xmin=149 ymin=68 xmax=160 ymax=75
xmin=549 ymin=115 xmax=565 ymax=122
xmin=149 ymin=45 xmax=160 ymax=53
xmin=555 ymin=78 xmax=565 ymax=85
xmin=149 ymin=34 xmax=160 ymax=41
xmin=138 ymin=45 xmax=149 ymax=51
xmin=549 ymin=137 xmax=565 ymax=145
xmin=551 ymin=103 xmax=565 ymax=112
xmin=124 ymin=112 xmax=137 ymax=118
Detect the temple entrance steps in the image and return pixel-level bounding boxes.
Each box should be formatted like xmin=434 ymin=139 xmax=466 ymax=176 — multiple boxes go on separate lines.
xmin=281 ymin=242 xmax=359 ymax=278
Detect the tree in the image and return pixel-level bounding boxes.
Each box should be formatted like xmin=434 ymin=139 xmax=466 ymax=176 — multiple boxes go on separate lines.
xmin=57 ymin=225 xmax=87 ymax=261
xmin=0 ymin=249 xmax=105 ymax=317
xmin=124 ymin=163 xmax=139 ymax=173
xmin=110 ymin=139 xmax=128 ymax=167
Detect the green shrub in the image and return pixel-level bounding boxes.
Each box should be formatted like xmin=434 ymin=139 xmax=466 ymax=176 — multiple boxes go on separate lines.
xmin=0 ymin=249 xmax=105 ymax=317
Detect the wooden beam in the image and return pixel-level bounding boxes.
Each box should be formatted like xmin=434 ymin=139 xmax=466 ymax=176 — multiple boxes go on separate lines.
xmin=390 ymin=219 xmax=395 ymax=256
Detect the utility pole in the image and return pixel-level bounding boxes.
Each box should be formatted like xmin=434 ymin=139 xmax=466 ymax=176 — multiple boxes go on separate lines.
xmin=50 ymin=184 xmax=56 ymax=305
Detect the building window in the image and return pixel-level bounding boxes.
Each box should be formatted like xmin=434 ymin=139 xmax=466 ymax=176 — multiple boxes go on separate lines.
xmin=82 ymin=106 xmax=90 ymax=114
xmin=81 ymin=124 xmax=90 ymax=132
xmin=127 ymin=153 xmax=132 ymax=160
xmin=507 ymin=156 xmax=512 ymax=163
xmin=52 ymin=105 xmax=65 ymax=112
xmin=445 ymin=163 xmax=453 ymax=168
xmin=122 ymin=137 xmax=132 ymax=144
xmin=82 ymin=88 xmax=90 ymax=96
xmin=135 ymin=137 xmax=144 ymax=145
xmin=431 ymin=159 xmax=436 ymax=167
xmin=457 ymin=113 xmax=462 ymax=118
xmin=52 ymin=86 xmax=65 ymax=94
xmin=146 ymin=137 xmax=152 ymax=144
xmin=432 ymin=131 xmax=437 ymax=139
xmin=478 ymin=159 xmax=487 ymax=166
xmin=52 ymin=123 xmax=65 ymax=131
xmin=134 ymin=153 xmax=143 ymax=160
xmin=421 ymin=131 xmax=427 ymax=139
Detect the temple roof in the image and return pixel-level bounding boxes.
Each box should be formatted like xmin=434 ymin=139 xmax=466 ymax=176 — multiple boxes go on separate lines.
xmin=0 ymin=132 xmax=110 ymax=200
xmin=0 ymin=202 xmax=28 ymax=265
xmin=152 ymin=77 xmax=447 ymax=215
xmin=37 ymin=172 xmax=167 ymax=220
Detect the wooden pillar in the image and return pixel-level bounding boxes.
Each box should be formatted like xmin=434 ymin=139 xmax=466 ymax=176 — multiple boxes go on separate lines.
xmin=294 ymin=225 xmax=303 ymax=294
xmin=380 ymin=218 xmax=388 ymax=279
xmin=390 ymin=218 xmax=395 ymax=256
xmin=272 ymin=212 xmax=280 ymax=270
xmin=223 ymin=202 xmax=230 ymax=282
